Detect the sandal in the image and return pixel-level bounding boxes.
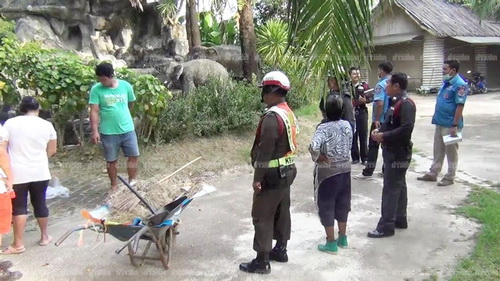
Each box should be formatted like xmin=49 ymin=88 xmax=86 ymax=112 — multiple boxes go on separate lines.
xmin=0 ymin=245 xmax=25 ymax=255
xmin=38 ymin=236 xmax=53 ymax=246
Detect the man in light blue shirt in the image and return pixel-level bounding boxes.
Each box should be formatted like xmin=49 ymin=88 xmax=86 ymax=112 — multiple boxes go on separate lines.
xmin=355 ymin=62 xmax=392 ymax=179
xmin=417 ymin=60 xmax=468 ymax=186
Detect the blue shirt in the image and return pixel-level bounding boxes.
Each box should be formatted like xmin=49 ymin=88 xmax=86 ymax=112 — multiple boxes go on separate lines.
xmin=432 ymin=75 xmax=468 ymax=129
xmin=373 ymin=76 xmax=389 ymax=123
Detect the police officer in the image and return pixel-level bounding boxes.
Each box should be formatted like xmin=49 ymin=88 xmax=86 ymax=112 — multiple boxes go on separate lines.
xmin=368 ymin=72 xmax=416 ymax=238
xmin=355 ymin=62 xmax=392 ymax=179
xmin=239 ymin=71 xmax=299 ymax=274
xmin=347 ymin=67 xmax=371 ymax=165
xmin=417 ymin=60 xmax=468 ymax=186
xmin=319 ymin=76 xmax=355 ymax=131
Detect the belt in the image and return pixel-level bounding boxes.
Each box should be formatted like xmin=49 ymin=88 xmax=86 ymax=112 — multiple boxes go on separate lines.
xmin=254 ymin=155 xmax=296 ymax=168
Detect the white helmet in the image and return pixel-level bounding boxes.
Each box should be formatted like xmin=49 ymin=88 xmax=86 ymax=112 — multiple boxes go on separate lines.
xmin=261 ymin=71 xmax=291 ymax=91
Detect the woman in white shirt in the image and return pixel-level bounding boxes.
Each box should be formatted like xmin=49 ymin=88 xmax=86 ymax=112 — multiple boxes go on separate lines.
xmin=1 ymin=97 xmax=57 ymax=254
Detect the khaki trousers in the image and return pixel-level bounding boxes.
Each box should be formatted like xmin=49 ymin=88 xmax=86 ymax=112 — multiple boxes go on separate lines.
xmin=429 ymin=125 xmax=459 ymax=180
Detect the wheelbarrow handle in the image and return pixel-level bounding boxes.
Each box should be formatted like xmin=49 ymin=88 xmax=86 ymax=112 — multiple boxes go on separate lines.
xmin=54 ymin=225 xmax=89 ymax=246
xmin=117 ymin=175 xmax=156 ymax=215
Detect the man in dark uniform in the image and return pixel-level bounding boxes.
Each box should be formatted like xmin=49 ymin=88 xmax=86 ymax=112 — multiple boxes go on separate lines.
xmin=239 ymin=71 xmax=298 ymax=274
xmin=368 ymin=72 xmax=416 ymax=238
xmin=347 ymin=67 xmax=372 ymax=165
xmin=319 ymin=76 xmax=355 ymax=131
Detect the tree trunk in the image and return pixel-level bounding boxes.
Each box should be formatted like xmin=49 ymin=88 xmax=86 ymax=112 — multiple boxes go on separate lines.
xmin=186 ymin=0 xmax=201 ymax=53
xmin=238 ymin=0 xmax=259 ymax=82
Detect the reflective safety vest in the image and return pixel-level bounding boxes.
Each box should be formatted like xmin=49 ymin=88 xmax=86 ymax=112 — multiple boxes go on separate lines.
xmin=253 ymin=102 xmax=299 ymax=168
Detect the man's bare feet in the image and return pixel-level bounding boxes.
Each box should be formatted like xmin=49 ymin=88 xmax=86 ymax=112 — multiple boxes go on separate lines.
xmin=107 ymin=186 xmax=119 ymax=198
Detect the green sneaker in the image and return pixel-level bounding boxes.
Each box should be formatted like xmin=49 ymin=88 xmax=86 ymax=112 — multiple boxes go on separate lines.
xmin=337 ymin=234 xmax=348 ymax=248
xmin=318 ymin=240 xmax=338 ymax=254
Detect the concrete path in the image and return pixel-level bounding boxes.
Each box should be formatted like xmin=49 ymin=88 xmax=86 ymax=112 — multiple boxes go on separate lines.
xmin=5 ymin=92 xmax=500 ymax=281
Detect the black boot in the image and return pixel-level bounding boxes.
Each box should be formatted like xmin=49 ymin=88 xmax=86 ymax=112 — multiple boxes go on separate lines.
xmin=269 ymin=241 xmax=288 ymax=262
xmin=239 ymin=252 xmax=271 ymax=274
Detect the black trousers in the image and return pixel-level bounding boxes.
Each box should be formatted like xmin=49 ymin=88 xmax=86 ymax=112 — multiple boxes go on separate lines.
xmin=376 ymin=145 xmax=412 ymax=233
xmin=363 ymin=122 xmax=380 ymax=176
xmin=352 ymin=109 xmax=368 ymax=163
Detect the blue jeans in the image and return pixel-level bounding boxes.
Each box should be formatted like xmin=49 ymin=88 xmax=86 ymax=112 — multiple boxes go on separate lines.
xmin=100 ymin=131 xmax=140 ymax=162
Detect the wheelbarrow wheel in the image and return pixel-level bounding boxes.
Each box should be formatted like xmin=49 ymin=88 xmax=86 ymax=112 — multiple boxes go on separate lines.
xmin=158 ymin=227 xmax=175 ymax=269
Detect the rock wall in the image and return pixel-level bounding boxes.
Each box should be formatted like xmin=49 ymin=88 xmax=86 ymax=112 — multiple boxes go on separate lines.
xmin=0 ymin=0 xmax=189 ymax=67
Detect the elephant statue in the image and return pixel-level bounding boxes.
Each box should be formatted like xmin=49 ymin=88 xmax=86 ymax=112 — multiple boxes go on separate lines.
xmin=189 ymin=45 xmax=261 ymax=79
xmin=162 ymin=58 xmax=230 ymax=96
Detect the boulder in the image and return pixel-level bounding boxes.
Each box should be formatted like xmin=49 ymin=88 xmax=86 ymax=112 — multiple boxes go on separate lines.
xmin=49 ymin=18 xmax=68 ymax=40
xmin=15 ymin=16 xmax=65 ymax=49
xmin=167 ymin=38 xmax=189 ymax=57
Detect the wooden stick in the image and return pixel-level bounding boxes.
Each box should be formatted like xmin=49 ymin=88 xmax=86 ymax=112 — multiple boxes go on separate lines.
xmin=158 ymin=157 xmax=202 ymax=183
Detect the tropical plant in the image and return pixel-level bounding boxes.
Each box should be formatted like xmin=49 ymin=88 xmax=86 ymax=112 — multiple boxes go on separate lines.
xmin=199 ymin=11 xmax=238 ymax=46
xmin=256 ymin=19 xmax=289 ymax=66
xmin=448 ymin=0 xmax=500 ymax=21
xmin=287 ymin=0 xmax=374 ymax=81
xmin=0 ymin=18 xmax=171 ymax=146
xmin=157 ymin=0 xmax=179 ymax=24
xmin=116 ymin=68 xmax=172 ymax=143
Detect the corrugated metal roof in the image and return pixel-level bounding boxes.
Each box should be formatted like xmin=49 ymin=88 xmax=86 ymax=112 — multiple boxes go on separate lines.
xmin=375 ymin=0 xmax=500 ymax=37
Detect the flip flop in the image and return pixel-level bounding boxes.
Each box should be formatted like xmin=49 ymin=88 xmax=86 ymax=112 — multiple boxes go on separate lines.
xmin=38 ymin=236 xmax=53 ymax=246
xmin=0 ymin=245 xmax=25 ymax=255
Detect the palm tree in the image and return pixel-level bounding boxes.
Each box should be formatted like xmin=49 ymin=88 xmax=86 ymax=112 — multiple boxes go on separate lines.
xmin=238 ymin=0 xmax=259 ymax=81
xmin=448 ymin=0 xmax=500 ymax=21
xmin=186 ymin=0 xmax=202 ymax=52
xmin=287 ymin=0 xmax=374 ymax=80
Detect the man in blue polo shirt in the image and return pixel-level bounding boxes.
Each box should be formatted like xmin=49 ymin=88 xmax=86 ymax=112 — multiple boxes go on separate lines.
xmin=417 ymin=60 xmax=468 ymax=186
xmin=355 ymin=62 xmax=392 ymax=179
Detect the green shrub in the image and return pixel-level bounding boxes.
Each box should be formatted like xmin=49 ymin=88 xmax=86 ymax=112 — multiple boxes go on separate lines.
xmin=156 ymin=79 xmax=262 ymax=142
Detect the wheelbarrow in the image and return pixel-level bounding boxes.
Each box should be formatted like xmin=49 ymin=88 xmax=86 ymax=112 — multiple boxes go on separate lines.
xmin=55 ymin=176 xmax=193 ymax=270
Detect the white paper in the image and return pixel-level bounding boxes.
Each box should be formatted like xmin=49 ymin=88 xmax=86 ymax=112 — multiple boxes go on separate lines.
xmin=443 ymin=132 xmax=463 ymax=146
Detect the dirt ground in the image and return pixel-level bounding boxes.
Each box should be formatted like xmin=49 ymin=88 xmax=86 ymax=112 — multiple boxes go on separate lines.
xmin=3 ymin=92 xmax=500 ymax=281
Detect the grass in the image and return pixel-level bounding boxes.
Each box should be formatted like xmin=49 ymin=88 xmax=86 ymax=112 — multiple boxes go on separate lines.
xmin=451 ymin=187 xmax=500 ymax=281
xmin=52 ymin=104 xmax=322 ymax=190
xmin=295 ymin=104 xmax=320 ymax=118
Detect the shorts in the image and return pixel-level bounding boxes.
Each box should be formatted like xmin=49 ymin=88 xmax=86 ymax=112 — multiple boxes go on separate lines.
xmin=0 ymin=193 xmax=12 ymax=234
xmin=101 ymin=131 xmax=140 ymax=162
xmin=317 ymin=172 xmax=351 ymax=227
xmin=12 ymin=180 xmax=50 ymax=217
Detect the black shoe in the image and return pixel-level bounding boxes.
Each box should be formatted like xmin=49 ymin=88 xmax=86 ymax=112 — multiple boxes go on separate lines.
xmin=367 ymin=229 xmax=395 ymax=238
xmin=239 ymin=259 xmax=271 ymax=274
xmin=269 ymin=247 xmax=288 ymax=262
xmin=352 ymin=160 xmax=360 ymax=164
xmin=361 ymin=161 xmax=366 ymax=166
xmin=395 ymin=220 xmax=408 ymax=229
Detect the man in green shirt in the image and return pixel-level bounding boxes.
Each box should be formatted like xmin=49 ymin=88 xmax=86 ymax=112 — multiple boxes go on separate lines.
xmin=89 ymin=62 xmax=139 ymax=194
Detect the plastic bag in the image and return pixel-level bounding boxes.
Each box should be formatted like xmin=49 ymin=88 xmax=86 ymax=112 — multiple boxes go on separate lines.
xmin=46 ymin=177 xmax=70 ymax=199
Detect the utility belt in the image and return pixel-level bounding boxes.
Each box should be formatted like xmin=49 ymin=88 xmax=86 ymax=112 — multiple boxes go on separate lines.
xmin=382 ymin=141 xmax=413 ymax=152
xmin=253 ymin=155 xmax=296 ymax=169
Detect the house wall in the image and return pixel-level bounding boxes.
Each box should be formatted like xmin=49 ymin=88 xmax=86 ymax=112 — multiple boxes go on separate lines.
xmin=368 ymin=40 xmax=424 ymax=91
xmin=486 ymin=45 xmax=500 ymax=89
xmin=444 ymin=38 xmax=475 ymax=77
xmin=444 ymin=38 xmax=500 ymax=89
